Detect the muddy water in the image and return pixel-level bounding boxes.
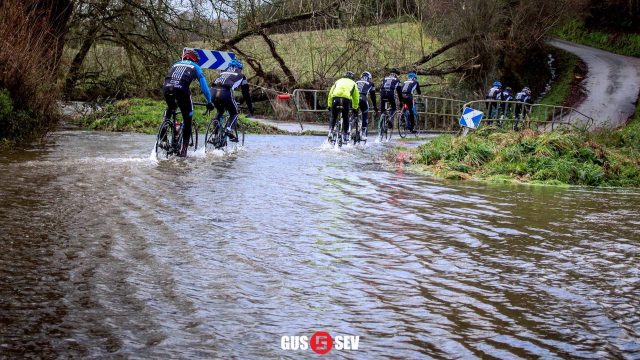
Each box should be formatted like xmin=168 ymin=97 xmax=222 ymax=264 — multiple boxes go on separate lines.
xmin=0 ymin=131 xmax=638 ymax=359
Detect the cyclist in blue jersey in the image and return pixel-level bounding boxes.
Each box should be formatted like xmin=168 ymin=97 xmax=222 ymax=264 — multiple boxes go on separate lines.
xmin=379 ymin=68 xmax=403 ymax=127
xmin=400 ymin=71 xmax=422 ymax=133
xmin=211 ymin=58 xmax=254 ymax=142
xmin=162 ymin=49 xmax=213 ymax=157
xmin=355 ymin=71 xmax=378 ymax=140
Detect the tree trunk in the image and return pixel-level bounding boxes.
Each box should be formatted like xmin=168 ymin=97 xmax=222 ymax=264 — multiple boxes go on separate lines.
xmin=63 ymin=25 xmax=100 ymax=97
xmin=259 ymin=31 xmax=296 ymax=86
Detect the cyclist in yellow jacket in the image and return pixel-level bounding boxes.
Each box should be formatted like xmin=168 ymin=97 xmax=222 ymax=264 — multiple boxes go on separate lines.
xmin=327 ymin=71 xmax=360 ymax=143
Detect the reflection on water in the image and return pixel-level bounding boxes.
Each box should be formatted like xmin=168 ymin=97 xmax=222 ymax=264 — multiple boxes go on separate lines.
xmin=0 ymin=131 xmax=639 ymax=359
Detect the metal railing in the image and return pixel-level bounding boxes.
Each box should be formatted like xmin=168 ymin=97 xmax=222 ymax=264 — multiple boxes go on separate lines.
xmin=292 ymin=89 xmax=465 ymax=132
xmin=461 ymin=100 xmax=595 ymax=132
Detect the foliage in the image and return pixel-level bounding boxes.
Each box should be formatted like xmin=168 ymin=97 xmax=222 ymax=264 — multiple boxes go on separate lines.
xmin=76 ymin=98 xmax=287 ymax=135
xmin=554 ymin=19 xmax=640 ymax=57
xmin=0 ymin=1 xmax=62 ymax=144
xmin=411 ymin=125 xmax=640 ymax=187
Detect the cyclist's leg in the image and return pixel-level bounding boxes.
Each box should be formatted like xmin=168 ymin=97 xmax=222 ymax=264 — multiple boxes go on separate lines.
xmin=389 ymin=97 xmax=397 ymax=128
xmin=176 ymin=89 xmax=193 ymax=156
xmin=409 ymin=98 xmax=417 ymax=132
xmin=161 ymin=86 xmax=178 ymax=140
xmin=223 ymin=91 xmax=239 ymax=140
xmin=359 ymin=98 xmax=368 ymax=131
xmin=330 ymin=98 xmax=340 ymax=132
xmin=341 ymin=98 xmax=350 ymax=139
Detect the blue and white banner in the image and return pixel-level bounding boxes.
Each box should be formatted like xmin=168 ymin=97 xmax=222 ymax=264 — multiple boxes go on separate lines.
xmin=183 ymin=48 xmax=236 ymax=70
xmin=459 ymin=107 xmax=484 ymax=129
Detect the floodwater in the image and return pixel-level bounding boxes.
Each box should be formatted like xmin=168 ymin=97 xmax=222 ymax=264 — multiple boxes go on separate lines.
xmin=0 ymin=131 xmax=638 ymax=359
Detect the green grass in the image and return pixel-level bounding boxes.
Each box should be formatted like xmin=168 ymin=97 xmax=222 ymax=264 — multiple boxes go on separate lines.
xmin=76 ymin=98 xmax=287 ymax=135
xmin=554 ymin=19 xmax=640 ymax=58
xmin=408 ymin=122 xmax=640 ymax=187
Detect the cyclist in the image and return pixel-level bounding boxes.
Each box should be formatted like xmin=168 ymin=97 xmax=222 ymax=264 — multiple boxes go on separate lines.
xmin=379 ymin=68 xmax=402 ymax=127
xmin=400 ymin=71 xmax=422 ymax=133
xmin=514 ymin=87 xmax=533 ymax=130
xmin=327 ymin=71 xmax=360 ymax=143
xmin=355 ymin=71 xmax=378 ymax=140
xmin=486 ymin=80 xmax=502 ymax=120
xmin=211 ymin=58 xmax=254 ymax=142
xmin=496 ymin=86 xmax=514 ymax=120
xmin=162 ymin=49 xmax=214 ymax=157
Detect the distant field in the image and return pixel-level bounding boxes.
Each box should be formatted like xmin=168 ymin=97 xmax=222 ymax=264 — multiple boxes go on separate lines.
xmin=199 ymin=22 xmax=439 ymax=84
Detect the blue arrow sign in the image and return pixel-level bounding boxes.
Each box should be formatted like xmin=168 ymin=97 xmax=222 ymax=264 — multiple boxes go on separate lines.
xmin=459 ymin=107 xmax=484 ymax=129
xmin=183 ymin=48 xmax=236 ymax=70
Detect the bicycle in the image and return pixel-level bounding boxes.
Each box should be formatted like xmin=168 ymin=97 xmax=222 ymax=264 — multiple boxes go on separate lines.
xmin=204 ymin=110 xmax=245 ymax=153
xmin=377 ymin=103 xmax=395 ymax=142
xmin=348 ymin=111 xmax=366 ymax=145
xmin=155 ymin=108 xmax=199 ymax=159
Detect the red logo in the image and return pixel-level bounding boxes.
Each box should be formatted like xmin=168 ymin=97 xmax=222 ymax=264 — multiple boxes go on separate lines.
xmin=310 ymin=331 xmax=333 ymax=355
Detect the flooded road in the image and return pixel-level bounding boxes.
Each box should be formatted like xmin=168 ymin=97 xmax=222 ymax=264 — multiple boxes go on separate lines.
xmin=1 ymin=132 xmax=639 ymax=359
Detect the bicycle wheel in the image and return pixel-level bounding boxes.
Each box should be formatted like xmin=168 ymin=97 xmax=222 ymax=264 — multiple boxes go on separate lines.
xmin=155 ymin=120 xmax=176 ymax=159
xmin=204 ymin=118 xmax=220 ymax=152
xmin=378 ymin=114 xmax=387 ymax=142
xmin=349 ymin=114 xmax=359 ymax=145
xmin=398 ymin=111 xmax=408 ymax=138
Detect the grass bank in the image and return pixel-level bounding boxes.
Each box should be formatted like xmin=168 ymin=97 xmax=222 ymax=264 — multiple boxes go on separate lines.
xmin=554 ymin=20 xmax=640 ymax=58
xmin=401 ymin=111 xmax=640 ymax=187
xmin=76 ymin=98 xmax=287 ymax=135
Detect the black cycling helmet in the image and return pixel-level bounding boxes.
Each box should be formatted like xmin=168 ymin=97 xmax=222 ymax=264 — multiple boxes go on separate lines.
xmin=390 ymin=68 xmax=399 ymax=75
xmin=344 ymin=71 xmax=355 ymax=80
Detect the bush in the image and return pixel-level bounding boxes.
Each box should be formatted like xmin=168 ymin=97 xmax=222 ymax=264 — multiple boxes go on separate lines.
xmin=0 ymin=2 xmax=61 ymax=144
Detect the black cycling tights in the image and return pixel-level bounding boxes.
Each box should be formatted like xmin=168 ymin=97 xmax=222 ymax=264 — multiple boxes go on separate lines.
xmin=163 ymin=86 xmax=192 ymax=156
xmin=331 ymin=97 xmax=350 ymax=134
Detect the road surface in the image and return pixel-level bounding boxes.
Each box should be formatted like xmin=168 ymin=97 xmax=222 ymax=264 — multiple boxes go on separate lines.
xmin=549 ymin=39 xmax=640 ymax=129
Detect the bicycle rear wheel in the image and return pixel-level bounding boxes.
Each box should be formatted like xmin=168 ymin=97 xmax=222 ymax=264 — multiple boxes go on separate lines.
xmin=349 ymin=114 xmax=360 ymax=145
xmin=398 ymin=111 xmax=408 ymax=138
xmin=378 ymin=114 xmax=388 ymax=142
xmin=204 ymin=118 xmax=220 ymax=152
xmin=155 ymin=120 xmax=176 ymax=159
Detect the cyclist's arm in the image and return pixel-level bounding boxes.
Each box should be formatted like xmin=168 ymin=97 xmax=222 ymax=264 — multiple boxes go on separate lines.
xmin=240 ymin=80 xmax=254 ymax=114
xmin=416 ymin=82 xmax=422 ymax=95
xmin=395 ymin=82 xmax=402 ymax=100
xmin=327 ymin=84 xmax=336 ymax=108
xmin=351 ymin=83 xmax=360 ymax=109
xmin=195 ymin=64 xmax=212 ymax=103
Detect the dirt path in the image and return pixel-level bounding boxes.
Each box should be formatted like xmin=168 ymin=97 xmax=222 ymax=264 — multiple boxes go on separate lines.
xmin=549 ymin=38 xmax=640 ymax=129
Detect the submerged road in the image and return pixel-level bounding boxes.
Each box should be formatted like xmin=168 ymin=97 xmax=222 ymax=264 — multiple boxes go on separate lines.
xmin=549 ymin=38 xmax=640 ymax=129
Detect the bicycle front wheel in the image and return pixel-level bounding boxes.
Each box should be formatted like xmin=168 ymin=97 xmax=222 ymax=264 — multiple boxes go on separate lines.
xmin=155 ymin=120 xmax=176 ymax=159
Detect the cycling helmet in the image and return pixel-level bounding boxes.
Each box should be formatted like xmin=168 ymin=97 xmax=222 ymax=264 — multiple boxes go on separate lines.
xmin=493 ymin=80 xmax=502 ymax=88
xmin=361 ymin=71 xmax=372 ymax=81
xmin=344 ymin=71 xmax=355 ymax=80
xmin=523 ymin=87 xmax=531 ymax=95
xmin=408 ymin=72 xmax=418 ymax=79
xmin=227 ymin=58 xmax=243 ymax=71
xmin=182 ymin=49 xmax=199 ymax=63
xmin=505 ymin=87 xmax=513 ymax=93
xmin=390 ymin=68 xmax=399 ymax=75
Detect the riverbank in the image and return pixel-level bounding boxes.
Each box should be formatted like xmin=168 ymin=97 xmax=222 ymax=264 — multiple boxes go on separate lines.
xmin=396 ymin=105 xmax=640 ymax=187
xmin=74 ymin=98 xmax=288 ymax=135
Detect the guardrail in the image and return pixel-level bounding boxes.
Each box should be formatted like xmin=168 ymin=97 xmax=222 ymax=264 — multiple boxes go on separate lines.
xmin=292 ymin=89 xmax=464 ymax=132
xmin=461 ymin=100 xmax=595 ymax=132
